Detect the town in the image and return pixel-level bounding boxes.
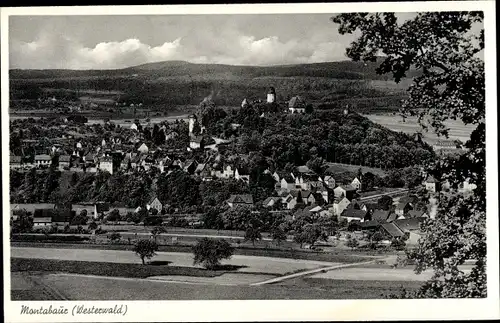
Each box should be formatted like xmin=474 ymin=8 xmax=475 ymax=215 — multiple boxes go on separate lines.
xmin=7 ymin=9 xmax=487 ymax=304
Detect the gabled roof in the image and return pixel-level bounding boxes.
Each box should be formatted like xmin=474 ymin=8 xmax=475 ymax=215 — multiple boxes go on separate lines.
xmin=381 ymin=223 xmax=406 ymax=238
xmin=149 ymin=197 xmax=161 ymax=206
xmin=426 ymin=175 xmax=438 ymax=183
xmin=35 ymin=154 xmax=52 ymax=161
xmin=341 ymin=208 xmax=367 ymax=219
xmin=288 ymin=96 xmax=306 ymax=109
xmin=195 ymin=163 xmax=206 ymax=173
xmin=227 ymin=194 xmax=254 ymax=204
xmin=387 ymin=213 xmax=398 ymax=222
xmin=359 ymin=220 xmax=381 ymax=229
xmin=407 ymin=210 xmax=425 ymax=218
xmin=396 ymin=201 xmax=411 ymax=210
xmin=394 ymin=217 xmax=425 ymax=231
xmin=263 ymin=196 xmax=280 ymax=205
xmin=372 ymin=209 xmax=390 ymax=223
xmin=301 ymin=190 xmax=313 ymax=198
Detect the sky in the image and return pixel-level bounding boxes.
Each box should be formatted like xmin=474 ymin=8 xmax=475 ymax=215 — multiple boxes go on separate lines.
xmin=9 ymin=14 xmax=362 ymax=69
xmin=9 ymin=13 xmax=476 ymax=70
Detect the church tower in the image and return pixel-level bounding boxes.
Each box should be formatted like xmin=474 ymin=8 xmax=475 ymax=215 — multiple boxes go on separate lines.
xmin=266 ymin=87 xmax=276 ymax=103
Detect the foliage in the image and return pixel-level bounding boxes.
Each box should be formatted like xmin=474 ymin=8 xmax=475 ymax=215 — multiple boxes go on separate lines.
xmin=391 ymin=237 xmax=406 ymax=251
xmin=70 ymin=213 xmax=88 ymax=225
xmin=192 ymin=238 xmax=234 ymax=270
xmin=151 ymin=226 xmax=167 ymax=242
xmin=345 ymin=236 xmax=360 ymax=250
xmin=107 ymin=209 xmax=121 ymax=222
xmin=294 ymin=223 xmax=328 ymax=248
xmin=271 ymin=224 xmax=287 ymax=246
xmin=377 ymin=195 xmax=394 ymax=211
xmin=133 ymin=239 xmax=159 ymax=265
xmin=144 ymin=216 xmax=163 ymax=226
xmin=244 ymin=225 xmax=262 ymax=246
xmin=108 ymin=232 xmax=122 ymax=244
xmin=88 ymin=221 xmax=98 ymax=230
xmin=333 ymin=11 xmax=486 ymax=298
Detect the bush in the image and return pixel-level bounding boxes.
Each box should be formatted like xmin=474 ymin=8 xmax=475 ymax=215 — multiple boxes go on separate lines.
xmin=192 ymin=238 xmax=234 ymax=270
xmin=144 ymin=216 xmax=163 ymax=226
xmin=345 ymin=237 xmax=360 ymax=250
xmin=108 ymin=232 xmax=121 ymax=243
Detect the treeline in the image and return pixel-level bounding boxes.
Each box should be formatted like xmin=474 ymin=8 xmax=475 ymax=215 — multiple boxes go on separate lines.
xmin=203 ymin=106 xmax=435 ymax=170
xmin=10 ymin=76 xmax=408 ymax=112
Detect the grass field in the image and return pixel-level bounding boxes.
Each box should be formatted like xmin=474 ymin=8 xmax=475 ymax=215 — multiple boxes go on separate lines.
xmin=11 ymin=258 xmax=226 ymax=278
xmin=325 ymin=162 xmax=387 ymax=177
xmin=12 ymin=271 xmax=421 ymax=300
xmin=10 ymin=241 xmax=381 ymax=263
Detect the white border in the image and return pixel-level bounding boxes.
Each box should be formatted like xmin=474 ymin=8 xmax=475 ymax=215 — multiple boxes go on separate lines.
xmin=1 ymin=2 xmax=498 ymax=322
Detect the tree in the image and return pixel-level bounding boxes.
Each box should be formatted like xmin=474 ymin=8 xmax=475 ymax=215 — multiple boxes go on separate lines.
xmin=391 ymin=237 xmax=406 ymax=251
xmin=377 ymin=195 xmax=394 ymax=211
xmin=133 ymin=239 xmax=159 ymax=265
xmin=244 ymin=225 xmax=262 ymax=247
xmin=151 ymin=226 xmax=166 ymax=243
xmin=333 ymin=11 xmax=486 ymax=297
xmin=88 ymin=221 xmax=98 ymax=231
xmin=271 ymin=225 xmax=287 ymax=246
xmin=107 ymin=209 xmax=121 ymax=222
xmin=345 ymin=237 xmax=360 ymax=250
xmin=192 ymin=238 xmax=234 ymax=270
xmin=71 ymin=213 xmax=88 ymax=225
xmin=294 ymin=223 xmax=328 ymax=249
xmin=370 ymin=231 xmax=384 ymax=249
xmin=305 ymin=104 xmax=314 ymax=114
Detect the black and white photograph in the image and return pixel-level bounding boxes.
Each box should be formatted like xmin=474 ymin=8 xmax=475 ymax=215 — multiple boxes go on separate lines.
xmin=2 ymin=1 xmax=498 ymax=322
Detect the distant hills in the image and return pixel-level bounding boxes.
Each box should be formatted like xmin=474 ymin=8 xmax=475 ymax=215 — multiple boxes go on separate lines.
xmin=10 ymin=59 xmax=417 ymax=112
xmin=10 ymin=59 xmax=419 ymax=81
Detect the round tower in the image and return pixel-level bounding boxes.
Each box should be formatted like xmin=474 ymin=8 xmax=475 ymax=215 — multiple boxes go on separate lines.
xmin=266 ymin=87 xmax=276 ymax=103
xmin=188 ymin=114 xmax=197 ymax=135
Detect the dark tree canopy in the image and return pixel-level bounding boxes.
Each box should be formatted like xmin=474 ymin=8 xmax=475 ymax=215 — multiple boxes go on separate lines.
xmin=333 ymin=11 xmax=485 ymax=298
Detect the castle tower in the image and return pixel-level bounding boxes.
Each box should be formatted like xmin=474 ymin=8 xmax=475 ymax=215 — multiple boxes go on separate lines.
xmin=266 ymin=87 xmax=276 ymax=103
xmin=188 ymin=114 xmax=196 ymax=135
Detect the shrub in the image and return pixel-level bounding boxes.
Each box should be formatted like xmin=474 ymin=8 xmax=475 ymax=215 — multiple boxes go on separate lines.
xmin=108 ymin=232 xmax=121 ymax=244
xmin=192 ymin=238 xmax=234 ymax=270
xmin=345 ymin=237 xmax=360 ymax=250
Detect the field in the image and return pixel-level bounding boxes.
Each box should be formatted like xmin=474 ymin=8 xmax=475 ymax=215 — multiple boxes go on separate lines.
xmin=363 ymin=114 xmax=475 ymax=144
xmin=325 ymin=162 xmax=387 ymax=177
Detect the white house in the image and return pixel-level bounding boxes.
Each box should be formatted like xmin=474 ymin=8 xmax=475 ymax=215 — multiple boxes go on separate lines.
xmin=331 ymin=197 xmax=351 ymax=217
xmin=425 ymin=175 xmax=441 ymax=193
xmin=147 ymin=197 xmax=163 ymax=213
xmin=35 ymin=154 xmax=52 ymax=167
xmin=130 ymin=123 xmax=138 ymax=131
xmin=138 ymin=143 xmax=149 ymax=154
xmin=351 ymin=177 xmax=362 ymax=191
xmin=98 ymin=156 xmax=113 ymax=174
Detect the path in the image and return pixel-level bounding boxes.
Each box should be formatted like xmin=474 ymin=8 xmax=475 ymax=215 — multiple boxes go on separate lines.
xmin=250 ymin=258 xmax=380 ymax=286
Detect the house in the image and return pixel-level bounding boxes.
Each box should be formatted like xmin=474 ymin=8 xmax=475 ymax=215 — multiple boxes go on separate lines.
xmin=183 ymin=159 xmax=198 ymax=174
xmin=35 ymin=154 xmax=52 ymax=167
xmin=130 ymin=123 xmax=138 ymax=131
xmin=351 ymin=177 xmax=362 ymax=191
xmin=340 ymin=208 xmax=367 ymax=223
xmin=425 ymin=175 xmax=441 ymax=193
xmin=334 ymin=185 xmax=356 ymax=200
xmin=72 ymin=203 xmax=98 ymax=218
xmin=379 ymin=223 xmax=406 ymax=239
xmin=301 ymin=190 xmax=316 ymax=205
xmin=330 ymin=196 xmax=350 ymax=217
xmin=262 ymin=197 xmax=281 ymax=209
xmin=138 ymin=143 xmax=149 ymax=154
xmin=295 ymin=176 xmax=311 ymax=190
xmin=189 ymin=136 xmax=204 ymax=150
xmin=386 ymin=212 xmax=398 ymax=223
xmin=322 ymin=175 xmax=336 ymax=188
xmin=395 ymin=201 xmax=413 ymax=217
xmin=272 ymin=172 xmax=281 ymax=183
xmin=371 ymin=209 xmax=391 ymax=223
xmin=33 ymin=215 xmax=53 ymax=228
xmin=227 ymin=194 xmax=254 ymax=208
xmin=147 ymin=197 xmax=163 ymax=213
xmin=58 ymin=155 xmax=71 ymax=169
xmin=288 ymin=96 xmax=306 ymax=113
xmin=280 ymin=175 xmax=296 ymax=191
xmin=98 ymin=156 xmax=113 ymax=174
xmin=235 ymin=168 xmax=250 ymax=183
xmin=10 ymin=155 xmax=23 ymax=169
xmin=283 ymin=190 xmax=303 ymax=210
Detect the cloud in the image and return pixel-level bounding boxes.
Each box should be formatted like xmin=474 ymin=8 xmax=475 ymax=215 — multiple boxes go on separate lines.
xmin=10 ymin=29 xmax=349 ymax=69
